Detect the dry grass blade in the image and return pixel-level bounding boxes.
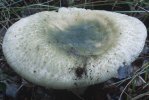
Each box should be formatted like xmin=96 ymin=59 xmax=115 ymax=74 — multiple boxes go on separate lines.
xmin=118 ymin=63 xmax=149 ymax=100
xmin=131 ymin=91 xmax=149 ymax=100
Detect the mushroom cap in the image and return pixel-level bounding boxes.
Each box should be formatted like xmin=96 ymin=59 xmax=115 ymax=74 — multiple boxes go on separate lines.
xmin=2 ymin=8 xmax=147 ymax=89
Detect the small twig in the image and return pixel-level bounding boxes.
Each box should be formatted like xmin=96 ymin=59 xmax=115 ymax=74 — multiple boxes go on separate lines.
xmin=118 ymin=74 xmax=137 ymax=100
xmin=112 ymin=0 xmax=118 ymax=10
xmin=131 ymin=92 xmax=149 ymax=100
xmin=143 ymin=83 xmax=149 ymax=89
xmin=0 ymin=59 xmax=3 ymax=61
xmin=27 ymin=4 xmax=59 ymax=9
xmin=114 ymin=11 xmax=148 ymax=13
xmin=108 ymin=63 xmax=149 ymax=87
xmin=137 ymin=5 xmax=149 ymax=13
xmin=5 ymin=0 xmax=23 ymax=7
xmin=70 ymin=90 xmax=85 ymax=100
xmin=138 ymin=76 xmax=146 ymax=84
xmin=118 ymin=63 xmax=149 ymax=100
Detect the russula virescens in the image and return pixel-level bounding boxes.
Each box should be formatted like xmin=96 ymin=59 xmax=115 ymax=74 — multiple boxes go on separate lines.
xmin=2 ymin=7 xmax=147 ymax=89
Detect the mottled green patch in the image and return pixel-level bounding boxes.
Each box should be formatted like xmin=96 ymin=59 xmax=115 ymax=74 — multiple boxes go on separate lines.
xmin=47 ymin=19 xmax=118 ymax=56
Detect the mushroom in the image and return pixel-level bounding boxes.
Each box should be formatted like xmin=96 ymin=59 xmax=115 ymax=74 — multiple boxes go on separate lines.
xmin=2 ymin=7 xmax=147 ymax=89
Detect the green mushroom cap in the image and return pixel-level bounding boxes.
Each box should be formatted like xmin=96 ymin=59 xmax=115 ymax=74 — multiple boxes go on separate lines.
xmin=2 ymin=7 xmax=147 ymax=89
